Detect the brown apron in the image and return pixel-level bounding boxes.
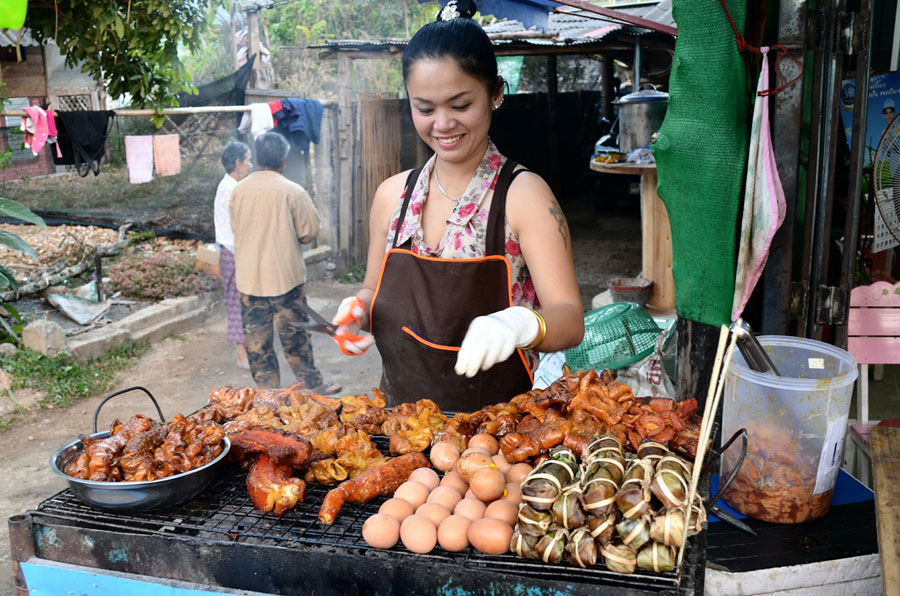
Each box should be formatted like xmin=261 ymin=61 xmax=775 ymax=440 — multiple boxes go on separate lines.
xmin=370 ymin=159 xmax=534 ymax=410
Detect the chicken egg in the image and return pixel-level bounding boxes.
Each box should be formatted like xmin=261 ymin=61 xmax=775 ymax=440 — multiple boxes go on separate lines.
xmin=440 ymin=470 xmax=469 ymax=495
xmin=456 ymin=451 xmax=493 ymax=482
xmin=467 ymin=518 xmax=513 ymax=555
xmin=394 ymin=480 xmax=429 ymax=509
xmin=491 ymin=453 xmax=512 ymax=474
xmin=437 ymin=515 xmax=472 ymax=552
xmin=430 ymin=441 xmax=461 ymax=472
xmin=468 ymin=433 xmax=500 ymax=455
xmin=484 ymin=499 xmax=518 ymax=526
xmin=465 ymin=488 xmax=477 ymax=500
xmin=469 ymin=466 xmax=506 ymax=502
xmin=409 ymin=467 xmax=440 ymax=491
xmin=453 ymin=497 xmax=487 ymax=521
xmin=362 ymin=514 xmax=400 ymax=549
xmin=506 ymin=462 xmax=534 ymax=484
xmin=427 ymin=485 xmax=463 ymax=510
xmin=379 ymin=497 xmax=415 ymax=522
xmin=400 ymin=514 xmax=437 ymax=554
xmin=462 ymin=446 xmax=491 ymax=456
xmin=416 ymin=502 xmax=451 ymax=527
xmin=502 ymin=482 xmax=522 ymax=506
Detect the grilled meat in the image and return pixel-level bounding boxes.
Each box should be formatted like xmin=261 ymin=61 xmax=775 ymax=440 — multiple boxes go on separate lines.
xmin=247 ymin=453 xmax=306 ymax=516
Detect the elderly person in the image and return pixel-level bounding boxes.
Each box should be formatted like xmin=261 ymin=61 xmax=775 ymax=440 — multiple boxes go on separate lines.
xmin=229 ymin=132 xmax=340 ymax=394
xmin=213 ymin=140 xmax=252 ymax=368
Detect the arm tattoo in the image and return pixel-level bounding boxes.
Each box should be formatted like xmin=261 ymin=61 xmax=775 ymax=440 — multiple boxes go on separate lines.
xmin=548 ymin=201 xmax=570 ymax=248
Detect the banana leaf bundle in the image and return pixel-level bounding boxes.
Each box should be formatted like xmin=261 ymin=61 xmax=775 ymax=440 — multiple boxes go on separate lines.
xmin=583 ymin=447 xmax=626 ymax=485
xmin=616 ymin=515 xmax=652 ymax=550
xmin=650 ymin=455 xmax=692 ymax=509
xmin=615 ymin=459 xmax=654 ymax=520
xmin=565 ymin=527 xmax=598 ymax=568
xmin=535 ymin=526 xmax=569 ymax=565
xmin=649 ymin=508 xmax=685 ymax=547
xmin=637 ymin=541 xmax=676 ymax=573
xmin=636 ymin=440 xmax=668 ymax=465
xmin=583 ymin=435 xmax=623 ymax=461
xmin=517 ymin=503 xmax=552 ymax=536
xmin=510 ymin=528 xmax=540 ymax=559
xmin=521 ymin=446 xmax=578 ymax=511
xmin=600 ymin=542 xmax=637 ymax=574
xmin=587 ymin=512 xmax=617 ymax=545
xmin=551 ymin=485 xmax=588 ymax=529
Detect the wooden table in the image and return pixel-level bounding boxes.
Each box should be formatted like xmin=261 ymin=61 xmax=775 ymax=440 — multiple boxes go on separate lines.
xmin=589 ymin=160 xmax=675 ymax=309
xmin=872 ymin=426 xmax=900 ymax=596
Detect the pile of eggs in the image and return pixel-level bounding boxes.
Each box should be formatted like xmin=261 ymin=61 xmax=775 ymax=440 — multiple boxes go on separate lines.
xmin=362 ymin=433 xmax=533 ymax=556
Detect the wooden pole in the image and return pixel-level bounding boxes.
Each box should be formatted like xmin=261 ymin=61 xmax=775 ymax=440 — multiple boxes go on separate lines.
xmin=337 ymin=52 xmax=353 ymax=270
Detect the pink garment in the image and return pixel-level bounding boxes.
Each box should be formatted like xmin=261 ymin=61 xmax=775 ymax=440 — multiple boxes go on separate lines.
xmin=152 ymin=134 xmax=181 ymax=176
xmin=21 ymin=106 xmax=62 ymax=158
xmin=125 ymin=135 xmax=154 ymax=184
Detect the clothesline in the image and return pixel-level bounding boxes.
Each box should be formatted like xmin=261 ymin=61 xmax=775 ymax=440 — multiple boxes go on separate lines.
xmin=0 ymin=105 xmax=256 ymax=118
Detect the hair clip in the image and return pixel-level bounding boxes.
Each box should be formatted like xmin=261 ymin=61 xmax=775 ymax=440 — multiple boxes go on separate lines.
xmin=440 ymin=1 xmax=461 ymax=21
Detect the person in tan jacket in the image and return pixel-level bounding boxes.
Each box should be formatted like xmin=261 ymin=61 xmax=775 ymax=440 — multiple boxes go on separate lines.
xmin=229 ymin=131 xmax=340 ymax=394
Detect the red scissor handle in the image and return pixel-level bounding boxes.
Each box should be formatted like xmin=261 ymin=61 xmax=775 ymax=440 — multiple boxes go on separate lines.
xmin=333 ymin=332 xmax=369 ymax=357
xmin=335 ymin=296 xmax=365 ymax=328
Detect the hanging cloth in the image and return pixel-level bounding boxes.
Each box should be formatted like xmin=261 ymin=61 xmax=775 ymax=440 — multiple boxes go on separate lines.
xmin=731 ymin=47 xmax=787 ymax=321
xmin=53 ymin=111 xmax=115 ymax=176
xmin=21 ymin=106 xmax=62 ymax=158
xmin=274 ymin=98 xmax=323 ymax=153
xmin=125 ymin=136 xmax=154 ymax=184
xmin=153 ymin=134 xmax=181 ymax=176
xmin=238 ymin=103 xmax=274 ymax=140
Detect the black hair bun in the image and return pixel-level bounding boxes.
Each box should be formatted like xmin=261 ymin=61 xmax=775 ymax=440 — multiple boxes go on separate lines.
xmin=436 ymin=0 xmax=478 ymax=22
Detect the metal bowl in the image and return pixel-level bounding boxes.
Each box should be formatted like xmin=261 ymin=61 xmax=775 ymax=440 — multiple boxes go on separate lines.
xmin=50 ymin=432 xmax=230 ymax=513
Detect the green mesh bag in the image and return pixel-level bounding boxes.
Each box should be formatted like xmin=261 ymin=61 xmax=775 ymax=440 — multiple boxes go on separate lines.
xmin=651 ymin=0 xmax=749 ymax=326
xmin=565 ymin=303 xmax=662 ymax=372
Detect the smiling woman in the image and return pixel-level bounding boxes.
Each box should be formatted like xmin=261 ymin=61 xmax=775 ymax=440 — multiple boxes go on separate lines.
xmin=328 ymin=0 xmax=585 ymax=411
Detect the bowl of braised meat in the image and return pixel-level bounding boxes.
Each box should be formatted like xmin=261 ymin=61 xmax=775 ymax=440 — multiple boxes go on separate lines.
xmin=50 ymin=386 xmax=229 ymax=513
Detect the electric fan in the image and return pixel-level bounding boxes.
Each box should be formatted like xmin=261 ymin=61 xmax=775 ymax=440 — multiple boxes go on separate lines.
xmin=873 ymin=112 xmax=900 ymax=243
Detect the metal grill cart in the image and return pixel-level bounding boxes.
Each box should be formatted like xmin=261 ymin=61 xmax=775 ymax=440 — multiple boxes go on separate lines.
xmin=10 ymin=436 xmax=707 ymax=595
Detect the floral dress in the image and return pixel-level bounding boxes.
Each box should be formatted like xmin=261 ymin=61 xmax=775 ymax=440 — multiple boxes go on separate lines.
xmin=386 ymin=141 xmax=541 ymax=372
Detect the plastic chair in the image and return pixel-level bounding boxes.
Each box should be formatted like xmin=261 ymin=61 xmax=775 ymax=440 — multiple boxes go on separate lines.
xmin=845 ymin=281 xmax=900 ymax=485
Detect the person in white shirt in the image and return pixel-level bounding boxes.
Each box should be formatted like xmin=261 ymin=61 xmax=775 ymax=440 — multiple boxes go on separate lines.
xmin=214 ymin=141 xmax=252 ymax=368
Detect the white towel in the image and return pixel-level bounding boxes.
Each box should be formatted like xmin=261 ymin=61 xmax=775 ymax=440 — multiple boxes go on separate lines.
xmin=732 ymin=47 xmax=787 ymax=321
xmin=238 ymin=103 xmax=274 ymax=140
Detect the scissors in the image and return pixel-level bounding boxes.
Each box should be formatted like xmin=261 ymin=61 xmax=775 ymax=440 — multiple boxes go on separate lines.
xmin=294 ymin=302 xmax=368 ymax=357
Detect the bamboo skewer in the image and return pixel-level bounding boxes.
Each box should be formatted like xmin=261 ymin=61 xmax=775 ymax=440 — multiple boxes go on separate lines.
xmin=677 ymin=324 xmax=736 ymax=569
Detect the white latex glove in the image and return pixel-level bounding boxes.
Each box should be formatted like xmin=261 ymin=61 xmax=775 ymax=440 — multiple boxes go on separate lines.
xmin=332 ymin=296 xmax=375 ymax=355
xmin=455 ymin=306 xmax=539 ymax=378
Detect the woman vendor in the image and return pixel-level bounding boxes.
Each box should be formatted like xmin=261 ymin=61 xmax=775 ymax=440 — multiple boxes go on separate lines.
xmin=333 ymin=0 xmax=584 ymax=410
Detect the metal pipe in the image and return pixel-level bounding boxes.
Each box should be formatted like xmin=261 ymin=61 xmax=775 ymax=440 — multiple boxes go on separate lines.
xmin=8 ymin=513 xmax=34 ymax=596
xmin=552 ymin=0 xmax=678 ymax=36
xmin=634 ymin=35 xmax=642 ymax=89
xmin=836 ymin=0 xmax=872 ymax=348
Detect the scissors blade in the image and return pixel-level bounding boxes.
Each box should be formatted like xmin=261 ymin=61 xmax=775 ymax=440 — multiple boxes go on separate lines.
xmin=298 ymin=303 xmax=338 ymax=335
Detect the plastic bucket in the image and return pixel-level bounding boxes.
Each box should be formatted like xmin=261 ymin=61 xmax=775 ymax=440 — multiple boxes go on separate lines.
xmin=720 ymin=335 xmax=857 ymax=524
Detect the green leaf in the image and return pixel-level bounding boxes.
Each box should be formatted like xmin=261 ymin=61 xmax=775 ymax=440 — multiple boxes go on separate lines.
xmin=0 ymin=264 xmax=17 ymax=290
xmin=114 ymin=14 xmax=125 ymax=38
xmin=0 ymin=230 xmax=38 ymax=258
xmin=0 ymin=198 xmax=46 ymax=228
xmin=0 ymin=313 xmax=19 ymax=342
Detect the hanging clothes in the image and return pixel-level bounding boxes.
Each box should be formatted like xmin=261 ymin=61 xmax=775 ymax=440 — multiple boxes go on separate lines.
xmin=238 ymin=103 xmax=274 ymax=140
xmin=53 ymin=111 xmax=115 ymax=176
xmin=274 ymin=98 xmax=323 ymax=153
xmin=152 ymin=134 xmax=181 ymax=176
xmin=21 ymin=106 xmax=62 ymax=157
xmin=731 ymin=47 xmax=787 ymax=321
xmin=267 ymin=99 xmax=283 ymax=126
xmin=125 ymin=136 xmax=154 ymax=184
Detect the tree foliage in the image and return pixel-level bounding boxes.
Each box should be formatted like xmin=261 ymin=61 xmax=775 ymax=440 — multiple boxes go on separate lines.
xmin=25 ymin=1 xmax=209 ymax=108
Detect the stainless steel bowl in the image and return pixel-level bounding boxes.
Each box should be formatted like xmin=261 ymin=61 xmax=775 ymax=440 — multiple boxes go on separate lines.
xmin=50 ymin=432 xmax=230 ymax=513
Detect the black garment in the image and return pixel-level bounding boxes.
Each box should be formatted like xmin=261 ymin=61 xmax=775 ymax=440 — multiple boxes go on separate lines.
xmin=370 ymin=159 xmax=534 ymax=410
xmin=53 ymin=111 xmax=115 ymax=177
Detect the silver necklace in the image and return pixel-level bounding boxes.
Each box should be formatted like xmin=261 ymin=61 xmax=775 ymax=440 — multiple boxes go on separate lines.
xmin=433 ymin=167 xmax=462 ymax=203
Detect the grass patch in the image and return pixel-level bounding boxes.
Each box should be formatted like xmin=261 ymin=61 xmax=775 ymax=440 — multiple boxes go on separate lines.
xmin=0 ymin=341 xmax=151 ymax=409
xmin=108 ymin=252 xmax=222 ymax=300
xmin=338 ymin=264 xmax=366 ymax=284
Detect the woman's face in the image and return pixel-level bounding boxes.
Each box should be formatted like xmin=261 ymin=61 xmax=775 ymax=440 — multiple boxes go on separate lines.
xmin=234 ymin=152 xmax=252 ymax=180
xmin=406 ymin=57 xmax=501 ymax=166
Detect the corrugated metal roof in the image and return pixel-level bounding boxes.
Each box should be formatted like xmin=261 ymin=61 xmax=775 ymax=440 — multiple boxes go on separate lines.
xmin=312 ymin=0 xmax=673 ymax=52
xmin=0 ymin=29 xmax=40 ymax=48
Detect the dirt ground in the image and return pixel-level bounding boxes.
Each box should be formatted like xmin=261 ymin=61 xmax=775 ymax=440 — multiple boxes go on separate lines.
xmin=0 ymin=280 xmax=382 ymax=596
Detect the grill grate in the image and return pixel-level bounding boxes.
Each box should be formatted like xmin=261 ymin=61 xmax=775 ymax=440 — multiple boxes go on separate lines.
xmin=36 ymin=437 xmax=692 ymax=591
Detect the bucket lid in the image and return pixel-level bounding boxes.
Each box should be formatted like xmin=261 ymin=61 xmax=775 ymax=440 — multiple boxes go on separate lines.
xmin=614 ymin=89 xmax=669 ymax=105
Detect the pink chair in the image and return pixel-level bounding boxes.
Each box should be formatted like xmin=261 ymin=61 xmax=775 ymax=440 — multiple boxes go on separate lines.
xmin=846 ymin=281 xmax=900 ymax=485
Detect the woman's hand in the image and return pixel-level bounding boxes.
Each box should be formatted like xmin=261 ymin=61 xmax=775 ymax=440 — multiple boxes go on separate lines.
xmin=332 ymin=296 xmax=375 ymax=355
xmin=455 ymin=306 xmax=539 ymax=378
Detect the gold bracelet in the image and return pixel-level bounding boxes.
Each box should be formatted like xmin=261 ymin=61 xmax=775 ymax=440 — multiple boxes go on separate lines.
xmin=523 ymin=309 xmax=547 ymax=350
